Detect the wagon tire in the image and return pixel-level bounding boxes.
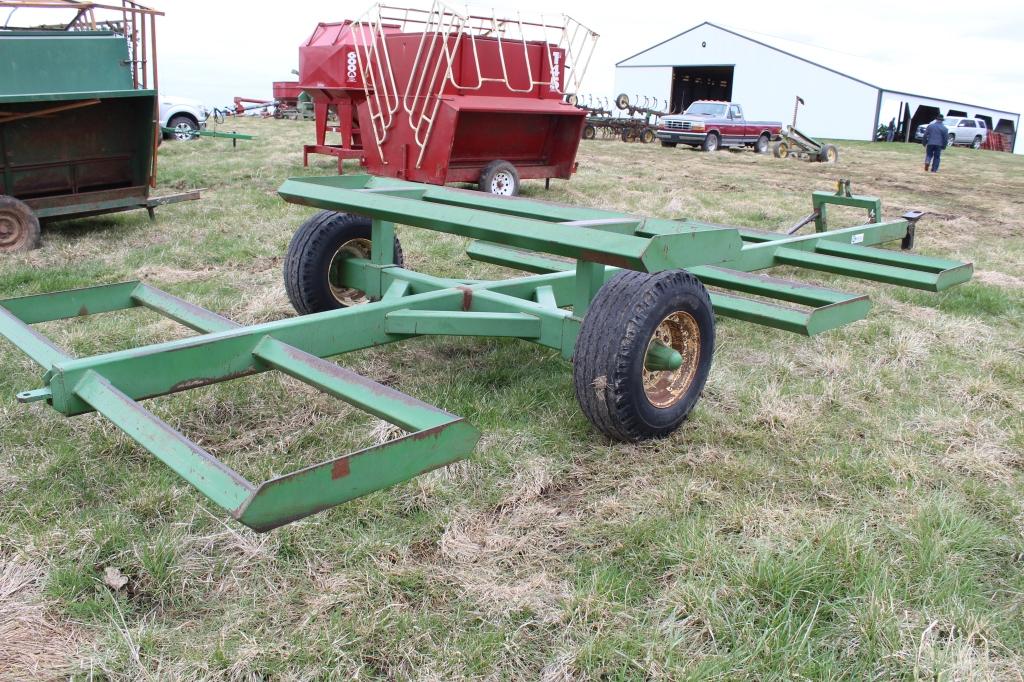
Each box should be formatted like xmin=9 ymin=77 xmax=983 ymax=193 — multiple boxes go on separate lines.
xmin=660 ymin=140 xmax=677 ymax=148
xmin=640 ymin=128 xmax=655 ymax=144
xmin=284 ymin=211 xmax=404 ymax=315
xmin=615 ymin=93 xmax=630 ymax=110
xmin=701 ymin=132 xmax=720 ymax=152
xmin=818 ymin=143 xmax=839 ymax=163
xmin=755 ymin=133 xmax=771 ymax=154
xmin=168 ymin=114 xmax=198 ymax=141
xmin=0 ymin=195 xmax=41 ymax=254
xmin=772 ymin=140 xmax=789 ymax=158
xmin=582 ymin=124 xmax=596 ymax=140
xmin=479 ymin=160 xmax=520 ymax=196
xmin=573 ymin=269 xmax=715 ymax=442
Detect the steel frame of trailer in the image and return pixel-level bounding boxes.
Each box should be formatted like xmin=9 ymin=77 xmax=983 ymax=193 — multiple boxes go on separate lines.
xmin=0 ymin=174 xmax=972 ymax=531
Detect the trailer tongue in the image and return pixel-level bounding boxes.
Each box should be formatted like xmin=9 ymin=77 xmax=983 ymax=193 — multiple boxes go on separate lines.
xmin=0 ymin=177 xmax=972 ymax=531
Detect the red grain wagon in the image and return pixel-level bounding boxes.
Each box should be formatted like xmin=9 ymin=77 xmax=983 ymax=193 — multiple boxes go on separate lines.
xmin=297 ymin=2 xmax=598 ymax=195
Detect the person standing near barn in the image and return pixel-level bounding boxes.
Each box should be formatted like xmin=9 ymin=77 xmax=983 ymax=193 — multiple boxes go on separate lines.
xmin=922 ymin=114 xmax=949 ymax=172
xmin=886 ymin=117 xmax=896 ymax=142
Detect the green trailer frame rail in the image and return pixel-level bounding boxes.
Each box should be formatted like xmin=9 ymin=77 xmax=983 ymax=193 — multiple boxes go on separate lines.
xmin=0 ymin=175 xmax=973 ymax=531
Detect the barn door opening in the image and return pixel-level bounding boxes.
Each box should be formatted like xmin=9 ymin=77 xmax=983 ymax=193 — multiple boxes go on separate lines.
xmin=670 ymin=66 xmax=734 ymax=114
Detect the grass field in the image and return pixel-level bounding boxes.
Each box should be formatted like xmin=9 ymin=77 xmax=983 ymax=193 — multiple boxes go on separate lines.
xmin=1 ymin=117 xmax=1022 ymax=680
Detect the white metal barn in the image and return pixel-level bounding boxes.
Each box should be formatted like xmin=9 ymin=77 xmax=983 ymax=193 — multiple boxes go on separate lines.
xmin=615 ymin=22 xmax=1020 ymax=152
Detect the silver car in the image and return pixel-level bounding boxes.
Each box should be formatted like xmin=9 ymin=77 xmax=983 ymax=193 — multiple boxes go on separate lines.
xmin=915 ymin=116 xmax=988 ymax=149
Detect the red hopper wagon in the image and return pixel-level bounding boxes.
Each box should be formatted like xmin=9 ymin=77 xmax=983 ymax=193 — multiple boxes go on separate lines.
xmin=298 ymin=2 xmax=598 ymax=195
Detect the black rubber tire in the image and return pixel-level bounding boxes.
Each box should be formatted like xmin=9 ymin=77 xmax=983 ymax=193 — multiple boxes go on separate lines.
xmin=755 ymin=133 xmax=771 ymax=154
xmin=818 ymin=143 xmax=839 ymax=163
xmin=660 ymin=140 xmax=677 ymax=148
xmin=582 ymin=124 xmax=596 ymax=140
xmin=615 ymin=93 xmax=630 ymax=110
xmin=479 ymin=160 xmax=520 ymax=196
xmin=701 ymin=132 xmax=720 ymax=152
xmin=168 ymin=114 xmax=199 ymax=141
xmin=948 ymin=133 xmax=956 ymax=146
xmin=283 ymin=211 xmax=404 ymax=315
xmin=640 ymin=128 xmax=655 ymax=144
xmin=972 ymin=136 xmax=982 ymax=149
xmin=0 ymin=195 xmax=41 ymax=253
xmin=573 ymin=270 xmax=715 ymax=442
xmin=620 ymin=130 xmax=632 ymax=143
xmin=772 ymin=140 xmax=789 ymax=158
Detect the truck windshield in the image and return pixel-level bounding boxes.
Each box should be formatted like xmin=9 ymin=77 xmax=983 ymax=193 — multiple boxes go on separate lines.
xmin=685 ymin=103 xmax=727 ymax=117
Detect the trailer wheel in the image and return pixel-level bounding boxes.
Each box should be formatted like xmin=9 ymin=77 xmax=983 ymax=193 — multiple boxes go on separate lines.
xmin=168 ymin=115 xmax=199 ymax=141
xmin=660 ymin=140 xmax=677 ymax=148
xmin=573 ymin=269 xmax=715 ymax=442
xmin=755 ymin=133 xmax=771 ymax=154
xmin=640 ymin=128 xmax=655 ymax=144
xmin=479 ymin=160 xmax=520 ymax=196
xmin=615 ymin=93 xmax=630 ymax=110
xmin=582 ymin=124 xmax=596 ymax=140
xmin=772 ymin=141 xmax=789 ymax=158
xmin=818 ymin=144 xmax=839 ymax=163
xmin=701 ymin=133 xmax=720 ymax=152
xmin=0 ymin=196 xmax=41 ymax=254
xmin=284 ymin=211 xmax=404 ymax=315
xmin=620 ymin=130 xmax=632 ymax=143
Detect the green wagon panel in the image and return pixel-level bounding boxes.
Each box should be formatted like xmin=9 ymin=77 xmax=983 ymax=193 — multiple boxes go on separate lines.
xmin=0 ymin=31 xmax=135 ymax=101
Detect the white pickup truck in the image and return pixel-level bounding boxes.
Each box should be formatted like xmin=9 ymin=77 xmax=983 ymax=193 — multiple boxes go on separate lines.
xmin=915 ymin=116 xmax=988 ymax=149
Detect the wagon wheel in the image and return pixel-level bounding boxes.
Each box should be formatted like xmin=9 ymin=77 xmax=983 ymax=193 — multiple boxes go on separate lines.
xmin=582 ymin=124 xmax=596 ymax=140
xmin=818 ymin=144 xmax=839 ymax=163
xmin=615 ymin=93 xmax=630 ymax=110
xmin=573 ymin=270 xmax=715 ymax=441
xmin=0 ymin=196 xmax=41 ymax=254
xmin=772 ymin=141 xmax=789 ymax=159
xmin=640 ymin=128 xmax=656 ymax=144
xmin=621 ymin=130 xmax=632 ymax=143
xmin=479 ymin=160 xmax=520 ymax=196
xmin=283 ymin=211 xmax=404 ymax=315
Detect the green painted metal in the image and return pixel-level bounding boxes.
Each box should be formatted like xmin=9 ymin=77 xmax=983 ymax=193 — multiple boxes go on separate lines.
xmin=0 ymin=176 xmax=974 ymax=531
xmin=0 ymin=32 xmax=134 ymax=101
xmin=161 ymin=127 xmax=255 ymax=141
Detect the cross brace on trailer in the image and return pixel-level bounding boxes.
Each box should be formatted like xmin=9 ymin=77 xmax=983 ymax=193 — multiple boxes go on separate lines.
xmin=0 ymin=175 xmax=973 ymax=531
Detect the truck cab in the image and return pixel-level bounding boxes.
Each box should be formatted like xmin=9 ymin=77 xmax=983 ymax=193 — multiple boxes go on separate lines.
xmin=657 ymin=100 xmax=783 ymax=152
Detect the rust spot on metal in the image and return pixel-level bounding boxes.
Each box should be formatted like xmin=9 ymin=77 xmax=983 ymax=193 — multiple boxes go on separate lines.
xmin=332 ymin=458 xmax=351 ymax=479
xmin=169 ymin=369 xmax=255 ymax=393
xmin=457 ymin=285 xmax=473 ymax=311
xmin=77 ymin=305 xmax=89 ymax=317
xmin=579 ymin=250 xmax=634 ymax=271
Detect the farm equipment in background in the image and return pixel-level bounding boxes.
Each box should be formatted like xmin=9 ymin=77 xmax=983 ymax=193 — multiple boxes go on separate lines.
xmin=577 ymin=93 xmax=666 ymax=143
xmin=0 ymin=175 xmax=972 ymax=531
xmin=772 ymin=95 xmax=839 ymax=162
xmin=0 ymin=0 xmax=200 ymax=253
xmin=231 ymin=96 xmax=276 ymax=117
xmin=297 ymin=2 xmax=599 ymax=195
xmin=272 ymin=81 xmax=314 ymax=120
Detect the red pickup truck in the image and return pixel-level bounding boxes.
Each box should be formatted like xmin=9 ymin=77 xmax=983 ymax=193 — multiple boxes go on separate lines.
xmin=656 ymin=101 xmax=783 ymax=153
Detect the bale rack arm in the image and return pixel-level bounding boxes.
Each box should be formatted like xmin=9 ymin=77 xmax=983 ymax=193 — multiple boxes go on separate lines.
xmin=0 ymin=175 xmax=972 ymax=531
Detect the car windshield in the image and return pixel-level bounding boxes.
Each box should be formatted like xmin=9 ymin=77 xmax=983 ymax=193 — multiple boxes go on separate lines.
xmin=685 ymin=103 xmax=727 ymax=117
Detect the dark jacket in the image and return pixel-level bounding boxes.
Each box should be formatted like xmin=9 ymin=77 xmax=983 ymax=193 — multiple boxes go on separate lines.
xmin=924 ymin=121 xmax=949 ymax=148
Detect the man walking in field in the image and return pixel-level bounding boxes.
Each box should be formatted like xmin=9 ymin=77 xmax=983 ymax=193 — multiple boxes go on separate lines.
xmin=922 ymin=114 xmax=949 ymax=172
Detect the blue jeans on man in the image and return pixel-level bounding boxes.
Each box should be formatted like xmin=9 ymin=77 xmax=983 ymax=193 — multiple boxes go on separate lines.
xmin=924 ymin=144 xmax=942 ymax=172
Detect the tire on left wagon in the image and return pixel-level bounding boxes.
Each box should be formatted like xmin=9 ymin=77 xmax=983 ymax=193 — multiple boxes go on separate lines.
xmin=284 ymin=210 xmax=404 ymax=315
xmin=573 ymin=269 xmax=715 ymax=442
xmin=0 ymin=195 xmax=41 ymax=254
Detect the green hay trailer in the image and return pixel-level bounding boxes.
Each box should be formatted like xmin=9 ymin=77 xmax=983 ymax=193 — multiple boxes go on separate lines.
xmin=0 ymin=1 xmax=197 ymax=253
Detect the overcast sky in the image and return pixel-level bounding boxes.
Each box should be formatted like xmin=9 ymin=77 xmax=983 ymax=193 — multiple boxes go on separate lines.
xmin=9 ymin=0 xmax=1020 ymax=142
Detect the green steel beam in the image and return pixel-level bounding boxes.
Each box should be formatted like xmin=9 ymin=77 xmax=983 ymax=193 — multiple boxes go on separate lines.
xmin=131 ymin=284 xmax=240 ymax=333
xmin=0 ymin=281 xmax=139 ymax=324
xmin=278 ymin=175 xmax=743 ymax=273
xmin=0 ymin=305 xmax=72 ymax=368
xmin=384 ymin=310 xmax=542 ymax=338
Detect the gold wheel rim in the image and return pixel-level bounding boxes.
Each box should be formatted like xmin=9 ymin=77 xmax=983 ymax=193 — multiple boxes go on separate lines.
xmin=642 ymin=311 xmax=701 ymax=408
xmin=328 ymin=237 xmax=372 ymax=306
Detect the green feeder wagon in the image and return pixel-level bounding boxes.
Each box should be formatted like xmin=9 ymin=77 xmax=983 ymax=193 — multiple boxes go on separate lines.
xmin=0 ymin=1 xmax=198 ymax=253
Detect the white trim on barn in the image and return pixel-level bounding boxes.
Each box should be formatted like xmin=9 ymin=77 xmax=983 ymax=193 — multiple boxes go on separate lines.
xmin=615 ymin=22 xmax=1020 ymax=152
